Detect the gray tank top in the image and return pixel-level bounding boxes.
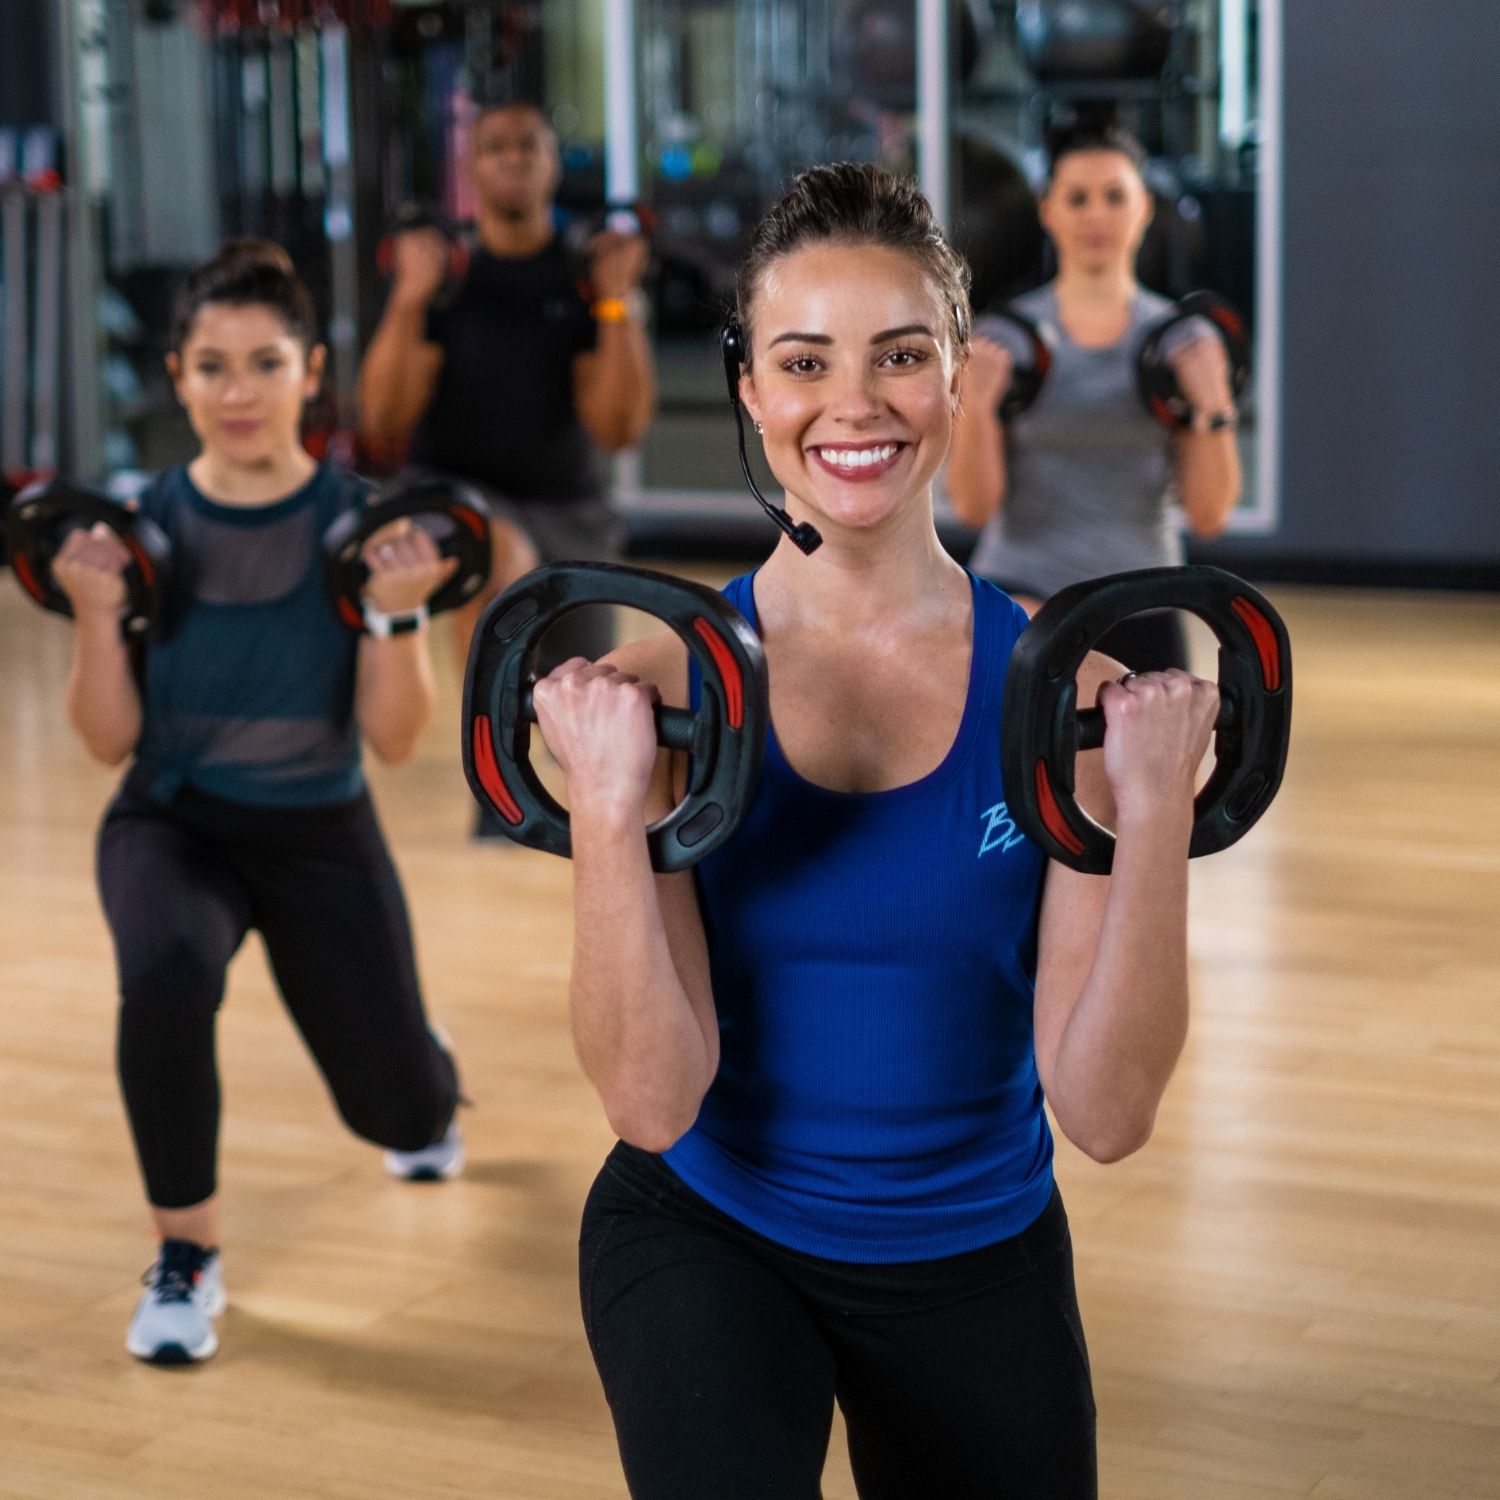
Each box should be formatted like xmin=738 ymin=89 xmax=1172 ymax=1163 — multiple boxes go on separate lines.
xmin=966 ymin=283 xmax=1182 ymax=597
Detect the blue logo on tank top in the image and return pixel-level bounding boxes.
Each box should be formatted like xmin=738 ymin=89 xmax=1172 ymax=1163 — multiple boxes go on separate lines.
xmin=979 ymin=802 xmax=1028 ymax=858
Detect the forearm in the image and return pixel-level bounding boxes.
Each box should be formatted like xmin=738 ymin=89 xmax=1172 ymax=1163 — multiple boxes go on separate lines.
xmin=1177 ymin=428 xmax=1242 ymax=537
xmin=1046 ymin=804 xmax=1194 ymax=1161
xmin=358 ymin=298 xmax=438 ymax=450
xmin=578 ymin=321 xmax=656 ymax=450
xmin=354 ymin=633 xmax=435 ymax=763
xmin=945 ymin=405 xmax=1007 ymax=527
xmin=569 ymin=807 xmax=716 ymax=1151
xmin=66 ymin=613 xmax=141 ymax=764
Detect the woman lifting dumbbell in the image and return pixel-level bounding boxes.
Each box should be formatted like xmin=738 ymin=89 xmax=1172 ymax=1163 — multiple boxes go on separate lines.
xmin=52 ymin=240 xmax=464 ymax=1367
xmin=526 ymin=163 xmax=1219 ymax=1499
xmin=948 ymin=121 xmax=1243 ymax=671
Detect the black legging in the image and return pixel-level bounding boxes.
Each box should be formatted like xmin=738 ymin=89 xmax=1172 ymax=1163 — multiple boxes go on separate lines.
xmin=580 ymin=1143 xmax=1098 ymax=1500
xmin=97 ymin=771 xmax=458 ymax=1209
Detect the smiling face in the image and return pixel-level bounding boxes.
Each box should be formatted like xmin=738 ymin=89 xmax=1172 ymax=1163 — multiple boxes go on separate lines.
xmin=1040 ymin=149 xmax=1154 ymax=277
xmin=737 ymin=242 xmax=964 ymax=537
xmin=168 ymin=302 xmax=324 ymax=467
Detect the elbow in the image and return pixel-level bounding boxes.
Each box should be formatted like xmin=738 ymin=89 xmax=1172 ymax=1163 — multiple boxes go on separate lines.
xmin=605 ymin=1103 xmax=698 ymax=1156
xmin=589 ymin=420 xmax=639 ymax=453
xmin=367 ymin=734 xmax=419 ymax=767
xmin=1068 ymin=1108 xmax=1156 ymax=1165
xmin=90 ymin=738 xmax=136 ymax=768
xmin=1186 ymin=502 xmax=1234 ymax=541
xmin=71 ymin=715 xmax=136 ymax=767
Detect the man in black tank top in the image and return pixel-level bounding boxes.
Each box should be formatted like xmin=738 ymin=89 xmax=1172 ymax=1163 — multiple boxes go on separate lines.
xmin=358 ymin=100 xmax=655 ymax=669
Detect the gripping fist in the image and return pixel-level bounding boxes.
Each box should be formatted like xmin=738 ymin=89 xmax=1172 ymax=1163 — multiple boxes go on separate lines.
xmin=1166 ymin=332 xmax=1234 ymax=418
xmin=531 ymin=657 xmax=662 ymax=818
xmin=360 ymin=520 xmax=457 ymax=616
xmin=52 ymin=523 xmax=132 ymax=616
xmin=963 ymin=335 xmax=1016 ymax=412
xmin=1096 ymin=669 xmax=1221 ymax=819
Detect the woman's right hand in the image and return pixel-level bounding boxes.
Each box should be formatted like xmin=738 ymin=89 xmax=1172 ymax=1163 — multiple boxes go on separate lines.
xmin=51 ymin=523 xmax=131 ymax=616
xmin=531 ymin=658 xmax=663 ymax=822
xmin=389 ymin=228 xmax=452 ymax=307
xmin=962 ymin=335 xmax=1016 ymax=411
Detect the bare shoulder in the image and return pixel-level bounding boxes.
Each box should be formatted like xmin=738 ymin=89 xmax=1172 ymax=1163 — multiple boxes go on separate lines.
xmin=603 ymin=629 xmax=691 ymax=711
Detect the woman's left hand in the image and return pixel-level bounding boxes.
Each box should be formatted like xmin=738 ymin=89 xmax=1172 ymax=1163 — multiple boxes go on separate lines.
xmin=1166 ymin=332 xmax=1234 ymax=417
xmin=360 ymin=520 xmax=457 ymax=616
xmin=1096 ymin=669 xmax=1220 ymax=822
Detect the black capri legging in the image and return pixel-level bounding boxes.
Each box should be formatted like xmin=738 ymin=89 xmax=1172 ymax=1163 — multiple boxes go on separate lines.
xmin=97 ymin=772 xmax=458 ymax=1209
xmin=580 ymin=1143 xmax=1098 ymax=1500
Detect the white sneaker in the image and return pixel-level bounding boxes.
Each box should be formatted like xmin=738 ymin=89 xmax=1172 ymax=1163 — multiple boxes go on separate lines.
xmin=125 ymin=1239 xmax=226 ymax=1365
xmin=384 ymin=1119 xmax=465 ymax=1182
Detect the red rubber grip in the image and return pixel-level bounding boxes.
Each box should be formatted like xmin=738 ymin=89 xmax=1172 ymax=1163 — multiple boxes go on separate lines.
xmin=693 ymin=617 xmax=743 ymax=730
xmin=1035 ymin=760 xmax=1086 ymax=858
xmin=472 ymin=716 xmax=524 ymax=825
xmin=1230 ymin=596 xmax=1282 ymax=692
xmin=13 ymin=553 xmax=46 ymax=606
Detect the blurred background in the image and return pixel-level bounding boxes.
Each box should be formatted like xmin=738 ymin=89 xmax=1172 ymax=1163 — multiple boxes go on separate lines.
xmin=1 ymin=0 xmax=1496 ymax=586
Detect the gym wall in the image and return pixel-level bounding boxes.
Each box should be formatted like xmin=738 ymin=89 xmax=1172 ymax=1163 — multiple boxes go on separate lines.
xmin=1200 ymin=0 xmax=1500 ymax=586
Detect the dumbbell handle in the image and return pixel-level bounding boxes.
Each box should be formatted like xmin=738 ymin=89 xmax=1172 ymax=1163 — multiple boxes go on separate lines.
xmin=1075 ymin=697 xmax=1238 ymax=753
xmin=521 ymin=685 xmax=697 ymax=752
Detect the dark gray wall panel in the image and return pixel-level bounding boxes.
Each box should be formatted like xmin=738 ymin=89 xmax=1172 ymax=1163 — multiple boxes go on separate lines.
xmin=1211 ymin=0 xmax=1500 ymax=574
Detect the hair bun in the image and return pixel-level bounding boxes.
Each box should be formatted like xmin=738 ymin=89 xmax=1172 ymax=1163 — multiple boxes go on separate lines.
xmin=210 ymin=237 xmax=297 ymax=278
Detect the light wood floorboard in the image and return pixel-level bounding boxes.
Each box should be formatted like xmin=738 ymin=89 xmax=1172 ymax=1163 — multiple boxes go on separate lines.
xmin=1 ymin=573 xmax=1496 ymax=1498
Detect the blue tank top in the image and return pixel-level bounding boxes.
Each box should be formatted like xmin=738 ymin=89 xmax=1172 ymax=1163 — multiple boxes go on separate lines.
xmin=134 ymin=464 xmax=367 ymax=808
xmin=664 ymin=571 xmax=1054 ymax=1262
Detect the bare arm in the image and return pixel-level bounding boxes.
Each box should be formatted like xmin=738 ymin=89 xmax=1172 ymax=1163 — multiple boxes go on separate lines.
xmin=54 ymin=526 xmax=142 ymax=764
xmin=945 ymin=336 xmax=1013 ymax=528
xmin=534 ymin=634 xmax=718 ymax=1150
xmin=1168 ymin=334 xmax=1242 ymax=537
xmin=352 ymin=525 xmax=454 ymax=763
xmin=1176 ymin=422 xmax=1242 ymax=537
xmin=356 ymin=231 xmax=448 ymax=457
xmin=572 ymin=231 xmax=656 ymax=451
xmin=1032 ymin=653 xmax=1219 ymax=1162
xmin=573 ymin=321 xmax=656 ymax=451
xmin=354 ymin=633 xmax=436 ymax=765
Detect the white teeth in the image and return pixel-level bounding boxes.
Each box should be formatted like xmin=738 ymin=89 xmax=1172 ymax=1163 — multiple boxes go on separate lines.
xmin=818 ymin=443 xmax=898 ymax=469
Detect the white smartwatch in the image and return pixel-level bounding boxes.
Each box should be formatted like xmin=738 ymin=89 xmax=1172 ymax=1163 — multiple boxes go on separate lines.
xmin=363 ymin=602 xmax=430 ymax=638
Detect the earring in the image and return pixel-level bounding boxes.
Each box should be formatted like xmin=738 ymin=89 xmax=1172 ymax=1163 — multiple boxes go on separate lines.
xmin=753 ymin=420 xmax=763 ymax=435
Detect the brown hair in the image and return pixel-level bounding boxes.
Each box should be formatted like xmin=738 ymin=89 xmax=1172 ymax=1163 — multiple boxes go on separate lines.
xmin=734 ymin=162 xmax=972 ymax=360
xmin=168 ymin=238 xmax=319 ymax=354
xmin=1045 ymin=120 xmax=1148 ymax=182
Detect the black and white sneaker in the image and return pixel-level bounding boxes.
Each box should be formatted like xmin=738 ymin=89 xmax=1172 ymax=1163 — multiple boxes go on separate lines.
xmin=125 ymin=1239 xmax=226 ymax=1366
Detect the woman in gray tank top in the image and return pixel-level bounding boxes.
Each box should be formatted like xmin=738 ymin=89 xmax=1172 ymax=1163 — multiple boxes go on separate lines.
xmin=948 ymin=123 xmax=1242 ymax=670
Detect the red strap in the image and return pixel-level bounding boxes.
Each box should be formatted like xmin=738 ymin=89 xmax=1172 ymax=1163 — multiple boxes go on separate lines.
xmin=126 ymin=542 xmax=155 ymax=586
xmin=693 ymin=617 xmax=743 ymax=730
xmin=1034 ymin=760 xmax=1086 ymax=858
xmin=471 ymin=716 xmax=524 ymax=825
xmin=455 ymin=505 xmax=487 ymax=539
xmin=336 ymin=598 xmax=364 ymax=631
xmin=1230 ymin=596 xmax=1282 ymax=691
xmin=13 ymin=553 xmax=46 ymax=606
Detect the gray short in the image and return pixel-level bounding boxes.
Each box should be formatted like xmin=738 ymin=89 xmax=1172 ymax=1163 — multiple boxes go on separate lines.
xmin=404 ymin=467 xmax=625 ymax=667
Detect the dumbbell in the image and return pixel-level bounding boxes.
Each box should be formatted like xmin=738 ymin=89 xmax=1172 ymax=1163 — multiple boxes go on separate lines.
xmin=1001 ymin=564 xmax=1292 ymax=874
xmin=321 ymin=476 xmax=493 ymax=632
xmin=462 ymin=561 xmax=767 ymax=873
xmin=3 ymin=478 xmax=171 ymax=637
xmin=1136 ymin=292 xmax=1250 ymax=429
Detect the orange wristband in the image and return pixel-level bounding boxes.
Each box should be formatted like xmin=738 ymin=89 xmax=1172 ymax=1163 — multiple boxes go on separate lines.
xmin=591 ymin=298 xmax=629 ymax=324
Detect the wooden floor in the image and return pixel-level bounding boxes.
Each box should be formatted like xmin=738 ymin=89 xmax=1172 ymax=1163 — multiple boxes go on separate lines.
xmin=0 ymin=570 xmax=1497 ymax=1499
